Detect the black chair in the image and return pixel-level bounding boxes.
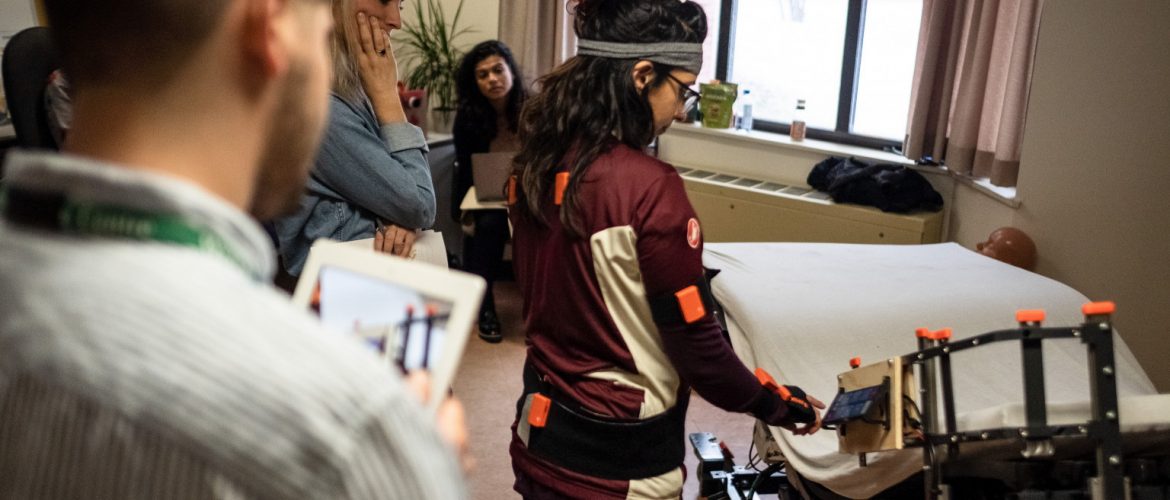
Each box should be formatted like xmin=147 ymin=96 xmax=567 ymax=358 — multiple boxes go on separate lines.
xmin=2 ymin=26 xmax=60 ymax=150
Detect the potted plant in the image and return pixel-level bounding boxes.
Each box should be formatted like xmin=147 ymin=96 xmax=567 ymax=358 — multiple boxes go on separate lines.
xmin=396 ymin=0 xmax=470 ymax=133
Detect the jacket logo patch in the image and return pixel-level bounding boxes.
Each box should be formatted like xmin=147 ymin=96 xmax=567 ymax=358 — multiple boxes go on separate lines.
xmin=686 ymin=218 xmax=701 ymax=249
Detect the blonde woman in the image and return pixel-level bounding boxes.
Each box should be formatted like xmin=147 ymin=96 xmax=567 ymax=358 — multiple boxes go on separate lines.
xmin=276 ymin=0 xmax=435 ymax=276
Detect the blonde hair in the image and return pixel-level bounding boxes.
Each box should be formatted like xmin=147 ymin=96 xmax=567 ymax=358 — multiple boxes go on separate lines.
xmin=330 ymin=0 xmax=363 ymax=102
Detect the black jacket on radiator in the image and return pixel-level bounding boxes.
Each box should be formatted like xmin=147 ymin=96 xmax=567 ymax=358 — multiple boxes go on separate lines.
xmin=807 ymin=156 xmax=943 ymax=213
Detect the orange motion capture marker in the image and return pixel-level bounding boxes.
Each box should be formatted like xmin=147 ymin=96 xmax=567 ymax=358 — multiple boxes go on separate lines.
xmin=850 ymin=357 xmax=862 ymax=369
xmin=310 ymin=283 xmax=322 ymax=307
xmin=528 ymin=394 xmax=552 ymax=428
xmin=754 ymin=368 xmax=780 ymax=393
xmin=554 ymin=172 xmax=569 ymax=205
xmin=1016 ymin=309 xmax=1046 ymax=324
xmin=675 ymin=285 xmax=707 ymax=324
xmin=1082 ymin=301 xmax=1116 ymax=316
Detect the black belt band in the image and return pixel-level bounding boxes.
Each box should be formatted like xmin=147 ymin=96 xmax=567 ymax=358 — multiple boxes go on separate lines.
xmin=518 ymin=363 xmax=689 ymax=480
xmin=647 ymin=274 xmax=718 ymax=327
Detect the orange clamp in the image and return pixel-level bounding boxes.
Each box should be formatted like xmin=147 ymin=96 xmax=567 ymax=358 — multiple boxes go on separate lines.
xmin=554 ymin=172 xmax=569 ymax=205
xmin=1082 ymin=301 xmax=1116 ymax=317
xmin=675 ymin=285 xmax=707 ymax=324
xmin=916 ymin=328 xmax=952 ymax=341
xmin=528 ymin=394 xmax=552 ymax=428
xmin=1016 ymin=309 xmax=1046 ymax=324
xmin=850 ymin=357 xmax=862 ymax=369
xmin=507 ymin=175 xmax=518 ymax=205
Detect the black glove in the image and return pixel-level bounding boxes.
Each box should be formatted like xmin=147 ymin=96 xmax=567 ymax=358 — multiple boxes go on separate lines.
xmin=777 ymin=384 xmax=816 ymax=424
xmin=751 ymin=368 xmax=817 ymax=427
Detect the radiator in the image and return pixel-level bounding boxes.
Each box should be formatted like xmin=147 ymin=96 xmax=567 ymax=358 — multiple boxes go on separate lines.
xmin=678 ymin=166 xmax=943 ymax=245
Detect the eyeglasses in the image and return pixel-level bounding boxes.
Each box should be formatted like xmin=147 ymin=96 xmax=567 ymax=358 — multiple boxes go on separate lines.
xmin=666 ymin=73 xmax=702 ymax=114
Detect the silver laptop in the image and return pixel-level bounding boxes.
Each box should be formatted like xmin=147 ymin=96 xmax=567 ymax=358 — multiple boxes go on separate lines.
xmin=471 ymin=152 xmax=515 ymax=203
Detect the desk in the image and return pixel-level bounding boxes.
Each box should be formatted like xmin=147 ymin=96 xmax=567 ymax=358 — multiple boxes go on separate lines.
xmin=459 ymin=187 xmax=508 ymax=211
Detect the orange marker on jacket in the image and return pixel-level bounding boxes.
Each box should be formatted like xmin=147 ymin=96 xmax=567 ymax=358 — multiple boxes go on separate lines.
xmin=554 ymin=172 xmax=569 ymax=205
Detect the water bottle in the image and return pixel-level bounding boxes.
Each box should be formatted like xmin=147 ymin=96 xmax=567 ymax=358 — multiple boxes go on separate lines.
xmin=791 ymin=99 xmax=807 ymax=141
xmin=737 ymin=89 xmax=754 ymax=131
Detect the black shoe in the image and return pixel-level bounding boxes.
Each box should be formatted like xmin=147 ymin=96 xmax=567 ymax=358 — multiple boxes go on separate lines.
xmin=478 ymin=308 xmax=502 ymax=343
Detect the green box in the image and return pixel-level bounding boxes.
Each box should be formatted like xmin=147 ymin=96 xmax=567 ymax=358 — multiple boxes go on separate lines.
xmin=700 ymin=82 xmax=738 ymax=129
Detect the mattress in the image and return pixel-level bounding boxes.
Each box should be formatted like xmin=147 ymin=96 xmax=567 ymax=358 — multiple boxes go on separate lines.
xmin=703 ymin=242 xmax=1158 ymax=498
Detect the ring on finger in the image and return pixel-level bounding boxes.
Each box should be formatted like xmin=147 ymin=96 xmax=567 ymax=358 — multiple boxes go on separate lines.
xmin=377 ymin=49 xmax=387 ymax=56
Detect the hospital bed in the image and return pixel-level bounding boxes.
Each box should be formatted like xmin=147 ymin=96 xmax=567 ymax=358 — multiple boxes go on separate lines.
xmin=700 ymin=242 xmax=1168 ymax=498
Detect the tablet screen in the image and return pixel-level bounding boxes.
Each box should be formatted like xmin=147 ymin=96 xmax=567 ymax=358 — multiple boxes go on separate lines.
xmin=823 ymin=384 xmax=885 ymax=425
xmin=314 ymin=265 xmax=453 ymax=372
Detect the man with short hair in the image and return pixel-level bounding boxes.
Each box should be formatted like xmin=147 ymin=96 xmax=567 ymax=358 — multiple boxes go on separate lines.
xmin=0 ymin=0 xmax=467 ymax=497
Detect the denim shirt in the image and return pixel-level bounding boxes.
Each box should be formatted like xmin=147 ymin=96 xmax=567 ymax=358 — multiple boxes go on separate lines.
xmin=275 ymin=93 xmax=435 ymax=275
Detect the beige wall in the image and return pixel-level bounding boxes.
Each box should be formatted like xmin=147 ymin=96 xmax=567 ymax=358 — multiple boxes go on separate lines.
xmin=1011 ymin=0 xmax=1170 ymax=391
xmin=948 ymin=185 xmax=1014 ymax=249
xmin=404 ymin=0 xmax=500 ymax=51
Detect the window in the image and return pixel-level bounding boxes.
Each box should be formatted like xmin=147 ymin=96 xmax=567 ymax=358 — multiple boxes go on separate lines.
xmin=688 ymin=0 xmax=724 ymax=86
xmin=714 ymin=0 xmax=923 ymax=148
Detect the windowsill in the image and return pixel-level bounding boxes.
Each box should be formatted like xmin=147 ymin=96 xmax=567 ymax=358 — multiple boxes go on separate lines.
xmin=946 ymin=168 xmax=1021 ymax=208
xmin=666 ymin=122 xmax=917 ymax=167
xmin=664 ymin=122 xmax=1020 ymax=208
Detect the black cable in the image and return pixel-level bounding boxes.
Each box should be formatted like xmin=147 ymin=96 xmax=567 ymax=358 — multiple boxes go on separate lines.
xmin=746 ymin=439 xmax=762 ymax=471
xmin=903 ymin=395 xmax=924 ymax=431
xmin=745 ymin=462 xmax=785 ymax=500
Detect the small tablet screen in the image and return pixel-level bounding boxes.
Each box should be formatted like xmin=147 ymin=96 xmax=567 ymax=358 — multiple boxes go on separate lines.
xmin=314 ymin=266 xmax=453 ymax=372
xmin=823 ymin=385 xmax=885 ymax=425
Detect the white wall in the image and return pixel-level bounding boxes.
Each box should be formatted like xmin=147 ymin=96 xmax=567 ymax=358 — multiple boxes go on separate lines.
xmin=0 ymin=0 xmax=40 ymax=43
xmin=1010 ymin=0 xmax=1170 ymax=391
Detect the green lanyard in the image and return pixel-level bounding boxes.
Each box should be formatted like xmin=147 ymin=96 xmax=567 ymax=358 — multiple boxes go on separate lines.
xmin=1 ymin=188 xmax=261 ymax=281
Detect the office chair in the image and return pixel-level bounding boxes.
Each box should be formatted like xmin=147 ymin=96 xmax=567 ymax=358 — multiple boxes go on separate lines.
xmin=2 ymin=26 xmax=61 ymax=150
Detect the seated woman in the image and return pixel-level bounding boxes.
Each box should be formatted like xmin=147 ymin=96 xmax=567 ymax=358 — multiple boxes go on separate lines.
xmin=452 ymin=40 xmax=527 ymax=343
xmin=276 ymin=0 xmax=435 ymax=276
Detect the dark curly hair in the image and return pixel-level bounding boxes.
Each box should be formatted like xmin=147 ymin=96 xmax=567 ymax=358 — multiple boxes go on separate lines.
xmin=512 ymin=0 xmax=707 ymax=237
xmin=454 ymin=40 xmax=527 ymax=140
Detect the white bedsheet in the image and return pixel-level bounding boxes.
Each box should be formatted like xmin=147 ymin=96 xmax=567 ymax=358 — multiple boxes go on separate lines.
xmin=703 ymin=242 xmax=1157 ymax=498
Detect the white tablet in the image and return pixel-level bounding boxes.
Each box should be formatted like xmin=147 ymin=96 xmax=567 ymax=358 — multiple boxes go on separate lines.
xmin=291 ymin=241 xmax=485 ymax=412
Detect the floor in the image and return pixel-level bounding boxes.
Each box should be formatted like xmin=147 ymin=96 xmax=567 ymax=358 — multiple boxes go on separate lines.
xmin=452 ymin=281 xmax=758 ymax=500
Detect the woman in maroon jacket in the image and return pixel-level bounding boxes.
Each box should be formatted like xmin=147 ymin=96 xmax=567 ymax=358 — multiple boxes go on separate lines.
xmin=506 ymin=1 xmax=825 ymax=498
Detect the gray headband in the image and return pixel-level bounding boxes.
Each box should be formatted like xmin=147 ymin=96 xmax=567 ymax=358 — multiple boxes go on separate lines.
xmin=576 ymin=39 xmax=704 ymax=75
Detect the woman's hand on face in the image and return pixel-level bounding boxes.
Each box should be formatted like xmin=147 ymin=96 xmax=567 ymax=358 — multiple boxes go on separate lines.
xmin=354 ymin=12 xmax=406 ymax=124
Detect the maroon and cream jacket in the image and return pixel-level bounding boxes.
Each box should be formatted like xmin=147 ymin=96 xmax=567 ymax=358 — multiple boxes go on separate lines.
xmin=509 ymin=142 xmax=778 ymax=499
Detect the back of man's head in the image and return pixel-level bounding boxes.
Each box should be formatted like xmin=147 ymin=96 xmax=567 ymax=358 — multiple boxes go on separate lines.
xmin=44 ymin=0 xmax=231 ymax=89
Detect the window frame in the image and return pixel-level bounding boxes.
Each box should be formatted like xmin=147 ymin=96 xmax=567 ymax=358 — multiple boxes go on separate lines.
xmin=714 ymin=0 xmax=905 ymax=151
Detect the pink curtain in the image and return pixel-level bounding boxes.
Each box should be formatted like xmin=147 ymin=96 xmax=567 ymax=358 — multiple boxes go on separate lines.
xmin=497 ymin=1 xmax=576 ymax=86
xmin=904 ymin=0 xmax=1045 ymax=187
